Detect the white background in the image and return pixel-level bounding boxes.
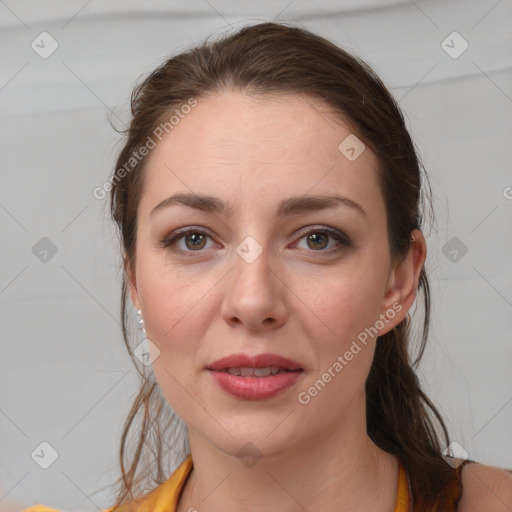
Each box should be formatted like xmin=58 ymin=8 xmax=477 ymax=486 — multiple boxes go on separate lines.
xmin=1 ymin=1 xmax=511 ymax=510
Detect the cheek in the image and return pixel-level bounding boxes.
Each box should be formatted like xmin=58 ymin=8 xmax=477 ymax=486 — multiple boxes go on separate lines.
xmin=137 ymin=265 xmax=220 ymax=421
xmin=292 ymin=274 xmax=380 ymax=418
xmin=136 ymin=259 xmax=219 ymax=368
xmin=138 ymin=252 xmax=218 ymax=331
xmin=291 ymin=261 xmax=386 ymax=398
xmin=293 ymin=265 xmax=384 ymax=350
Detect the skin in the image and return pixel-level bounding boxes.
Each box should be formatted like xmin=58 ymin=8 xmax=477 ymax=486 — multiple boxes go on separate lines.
xmin=458 ymin=463 xmax=512 ymax=511
xmin=126 ymin=89 xmax=429 ymax=511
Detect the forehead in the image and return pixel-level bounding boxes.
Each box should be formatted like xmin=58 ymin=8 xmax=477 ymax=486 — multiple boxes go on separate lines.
xmin=152 ymin=91 xmax=362 ymax=162
xmin=139 ymin=90 xmax=384 ymax=219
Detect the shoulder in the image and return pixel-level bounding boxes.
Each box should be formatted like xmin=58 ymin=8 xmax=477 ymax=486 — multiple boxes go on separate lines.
xmin=457 ymin=462 xmax=512 ymax=512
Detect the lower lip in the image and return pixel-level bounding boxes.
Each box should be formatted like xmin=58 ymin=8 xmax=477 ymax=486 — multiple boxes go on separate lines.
xmin=208 ymin=369 xmax=303 ymax=400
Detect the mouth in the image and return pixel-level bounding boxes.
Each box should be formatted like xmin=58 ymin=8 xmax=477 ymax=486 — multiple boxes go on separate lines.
xmin=206 ymin=354 xmax=304 ymax=400
xmin=208 ymin=369 xmax=303 ymax=400
xmin=216 ymin=367 xmax=301 ymax=377
xmin=207 ymin=353 xmax=303 ymax=373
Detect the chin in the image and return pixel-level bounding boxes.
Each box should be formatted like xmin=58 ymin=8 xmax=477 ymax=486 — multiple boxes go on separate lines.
xmin=196 ymin=415 xmax=305 ymax=464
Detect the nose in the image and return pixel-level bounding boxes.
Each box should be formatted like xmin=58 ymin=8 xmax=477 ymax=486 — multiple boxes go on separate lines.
xmin=220 ymin=244 xmax=288 ymax=332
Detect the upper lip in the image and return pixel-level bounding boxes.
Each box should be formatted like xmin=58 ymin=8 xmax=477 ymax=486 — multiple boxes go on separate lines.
xmin=208 ymin=353 xmax=303 ymax=371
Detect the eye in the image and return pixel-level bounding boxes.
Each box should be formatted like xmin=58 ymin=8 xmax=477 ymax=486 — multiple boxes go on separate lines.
xmin=294 ymin=227 xmax=350 ymax=253
xmin=159 ymin=227 xmax=216 ymax=255
xmin=159 ymin=226 xmax=351 ymax=256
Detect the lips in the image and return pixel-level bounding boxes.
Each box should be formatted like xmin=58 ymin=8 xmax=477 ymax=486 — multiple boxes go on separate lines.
xmin=207 ymin=353 xmax=304 ymax=400
xmin=207 ymin=353 xmax=303 ymax=372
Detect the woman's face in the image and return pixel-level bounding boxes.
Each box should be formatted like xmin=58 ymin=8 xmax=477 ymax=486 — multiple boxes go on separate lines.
xmin=128 ymin=91 xmax=412 ymax=459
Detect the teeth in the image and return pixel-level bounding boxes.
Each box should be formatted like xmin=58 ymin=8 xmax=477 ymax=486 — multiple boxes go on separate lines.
xmin=254 ymin=367 xmax=272 ymax=377
xmin=225 ymin=366 xmax=284 ymax=377
xmin=240 ymin=367 xmax=254 ymax=377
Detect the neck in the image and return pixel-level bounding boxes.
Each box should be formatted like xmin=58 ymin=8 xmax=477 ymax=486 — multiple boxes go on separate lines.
xmin=178 ymin=396 xmax=399 ymax=512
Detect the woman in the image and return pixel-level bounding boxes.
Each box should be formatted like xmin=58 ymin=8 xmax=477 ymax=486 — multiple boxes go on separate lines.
xmin=24 ymin=21 xmax=511 ymax=512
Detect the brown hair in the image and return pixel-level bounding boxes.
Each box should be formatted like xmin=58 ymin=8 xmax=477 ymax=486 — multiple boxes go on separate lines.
xmin=108 ymin=21 xmax=455 ymax=510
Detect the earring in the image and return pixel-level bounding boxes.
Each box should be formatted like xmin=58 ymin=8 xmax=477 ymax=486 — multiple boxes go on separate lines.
xmin=136 ymin=309 xmax=146 ymax=334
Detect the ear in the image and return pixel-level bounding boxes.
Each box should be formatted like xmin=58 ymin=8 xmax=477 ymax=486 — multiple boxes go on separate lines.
xmin=125 ymin=255 xmax=141 ymax=311
xmin=377 ymin=229 xmax=427 ymax=335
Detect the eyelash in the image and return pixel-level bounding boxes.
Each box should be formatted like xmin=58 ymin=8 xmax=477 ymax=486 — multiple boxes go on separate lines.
xmin=158 ymin=226 xmax=351 ymax=257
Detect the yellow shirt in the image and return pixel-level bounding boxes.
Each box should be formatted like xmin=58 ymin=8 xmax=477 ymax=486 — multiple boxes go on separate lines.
xmin=22 ymin=455 xmax=411 ymax=512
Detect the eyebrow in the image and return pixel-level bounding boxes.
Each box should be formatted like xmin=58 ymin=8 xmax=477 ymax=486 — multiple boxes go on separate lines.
xmin=150 ymin=192 xmax=367 ymax=219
